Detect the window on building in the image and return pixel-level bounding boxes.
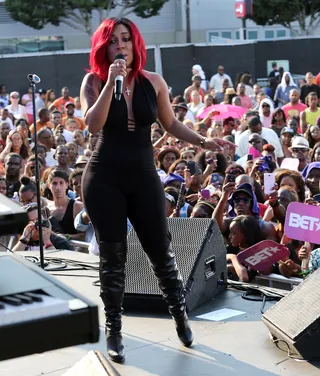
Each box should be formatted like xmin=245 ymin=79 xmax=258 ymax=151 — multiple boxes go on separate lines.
xmin=277 ymin=30 xmax=286 ymax=38
xmin=265 ymin=30 xmax=274 ymax=39
xmin=221 ymin=31 xmax=232 ymax=39
xmin=248 ymin=31 xmax=258 ymax=40
xmin=208 ymin=31 xmax=219 ymax=42
xmin=236 ymin=31 xmax=240 ymax=40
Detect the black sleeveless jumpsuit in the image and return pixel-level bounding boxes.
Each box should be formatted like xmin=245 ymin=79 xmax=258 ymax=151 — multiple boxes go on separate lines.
xmin=82 ymin=74 xmax=185 ymax=321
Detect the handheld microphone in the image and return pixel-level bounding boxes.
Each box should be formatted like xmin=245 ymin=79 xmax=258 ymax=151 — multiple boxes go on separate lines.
xmin=27 ymin=74 xmax=41 ymax=84
xmin=114 ymin=54 xmax=125 ymax=101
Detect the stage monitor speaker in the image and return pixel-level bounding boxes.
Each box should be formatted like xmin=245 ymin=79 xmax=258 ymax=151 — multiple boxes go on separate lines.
xmin=124 ymin=218 xmax=227 ymax=312
xmin=263 ymin=269 xmax=320 ymax=360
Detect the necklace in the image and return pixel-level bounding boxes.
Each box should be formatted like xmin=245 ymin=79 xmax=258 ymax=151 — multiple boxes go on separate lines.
xmin=125 ymin=86 xmax=131 ymax=96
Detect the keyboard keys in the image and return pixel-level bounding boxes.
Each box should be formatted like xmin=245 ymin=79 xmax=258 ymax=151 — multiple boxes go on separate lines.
xmin=24 ymin=292 xmax=43 ymax=302
xmin=13 ymin=294 xmax=33 ymax=304
xmin=0 ymin=296 xmax=23 ymax=306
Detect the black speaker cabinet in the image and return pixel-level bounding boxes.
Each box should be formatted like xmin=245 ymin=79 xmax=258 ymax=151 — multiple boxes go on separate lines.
xmin=124 ymin=218 xmax=227 ymax=312
xmin=263 ymin=269 xmax=320 ymax=360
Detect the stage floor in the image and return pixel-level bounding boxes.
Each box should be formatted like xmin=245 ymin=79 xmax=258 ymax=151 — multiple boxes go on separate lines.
xmin=1 ymin=250 xmax=320 ymax=376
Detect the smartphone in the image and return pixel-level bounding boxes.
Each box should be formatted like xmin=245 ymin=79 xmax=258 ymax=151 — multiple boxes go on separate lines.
xmin=206 ymin=158 xmax=213 ymax=165
xmin=313 ymin=194 xmax=320 ymax=203
xmin=226 ymin=174 xmax=236 ymax=183
xmin=211 ymin=173 xmax=220 ymax=184
xmin=200 ymin=189 xmax=211 ymax=200
xmin=247 ymin=154 xmax=253 ymax=161
xmin=264 ymin=173 xmax=275 ymax=195
xmin=187 ymin=161 xmax=196 ymax=176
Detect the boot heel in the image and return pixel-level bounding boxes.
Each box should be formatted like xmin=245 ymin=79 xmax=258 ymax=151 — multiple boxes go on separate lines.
xmin=173 ymin=311 xmax=193 ymax=347
xmin=106 ymin=331 xmax=125 ymax=363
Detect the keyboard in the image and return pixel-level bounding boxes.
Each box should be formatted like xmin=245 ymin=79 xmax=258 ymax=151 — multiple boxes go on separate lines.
xmin=0 ymin=253 xmax=99 ymax=361
xmin=0 ymin=194 xmax=28 ymax=236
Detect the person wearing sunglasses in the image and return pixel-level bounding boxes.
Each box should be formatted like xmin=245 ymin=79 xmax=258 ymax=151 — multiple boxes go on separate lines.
xmin=258 ymin=98 xmax=274 ymax=128
xmin=213 ymin=182 xmax=277 ymax=244
xmin=288 ymin=136 xmax=310 ymax=172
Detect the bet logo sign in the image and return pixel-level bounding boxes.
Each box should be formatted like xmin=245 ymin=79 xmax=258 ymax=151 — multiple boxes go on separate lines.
xmin=237 ymin=241 xmax=289 ymax=271
xmin=285 ymin=202 xmax=320 ymax=243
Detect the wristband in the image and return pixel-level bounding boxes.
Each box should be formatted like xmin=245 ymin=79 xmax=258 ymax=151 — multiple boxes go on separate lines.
xmin=44 ymin=243 xmax=53 ymax=249
xmin=66 ymin=234 xmax=71 ymax=241
xmin=19 ymin=238 xmax=28 ymax=245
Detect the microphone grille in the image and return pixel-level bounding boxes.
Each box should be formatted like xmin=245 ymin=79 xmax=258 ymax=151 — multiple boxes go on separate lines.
xmin=115 ymin=54 xmax=125 ymax=60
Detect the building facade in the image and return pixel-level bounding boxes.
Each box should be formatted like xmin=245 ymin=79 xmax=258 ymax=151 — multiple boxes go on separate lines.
xmin=0 ymin=0 xmax=309 ymax=54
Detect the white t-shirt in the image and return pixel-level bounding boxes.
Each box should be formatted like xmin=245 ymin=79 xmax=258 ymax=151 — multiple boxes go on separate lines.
xmin=46 ymin=148 xmax=57 ymax=167
xmin=74 ymin=109 xmax=82 ymax=118
xmin=210 ymin=73 xmax=233 ymax=91
xmin=5 ymin=104 xmax=27 ymax=120
xmin=62 ymin=129 xmax=73 ymax=142
xmin=237 ymin=128 xmax=284 ymax=159
xmin=1 ymin=117 xmax=14 ymax=130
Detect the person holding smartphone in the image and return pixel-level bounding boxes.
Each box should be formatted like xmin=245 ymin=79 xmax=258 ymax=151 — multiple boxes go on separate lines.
xmin=80 ymin=17 xmax=235 ymax=363
xmin=212 ymin=181 xmax=277 ymax=244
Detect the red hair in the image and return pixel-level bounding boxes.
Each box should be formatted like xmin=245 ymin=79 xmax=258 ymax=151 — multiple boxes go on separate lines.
xmin=89 ymin=18 xmax=146 ymax=83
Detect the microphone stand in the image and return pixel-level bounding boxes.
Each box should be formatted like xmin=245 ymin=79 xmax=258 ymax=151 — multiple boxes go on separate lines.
xmin=29 ymin=77 xmax=45 ymax=269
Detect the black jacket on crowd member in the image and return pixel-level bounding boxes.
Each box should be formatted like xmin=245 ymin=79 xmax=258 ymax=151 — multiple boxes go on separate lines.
xmin=300 ymin=84 xmax=320 ymax=105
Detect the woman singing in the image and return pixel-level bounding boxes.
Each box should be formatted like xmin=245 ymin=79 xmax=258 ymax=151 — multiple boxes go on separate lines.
xmin=80 ymin=17 xmax=231 ymax=363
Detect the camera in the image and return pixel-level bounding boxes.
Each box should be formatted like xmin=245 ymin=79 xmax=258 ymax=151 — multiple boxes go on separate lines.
xmin=34 ymin=219 xmax=50 ymax=230
xmin=258 ymin=156 xmax=272 ymax=172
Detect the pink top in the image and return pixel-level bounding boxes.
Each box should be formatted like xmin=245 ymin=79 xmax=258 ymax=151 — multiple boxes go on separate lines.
xmin=282 ymin=103 xmax=307 ymax=120
xmin=239 ymin=95 xmax=253 ymax=109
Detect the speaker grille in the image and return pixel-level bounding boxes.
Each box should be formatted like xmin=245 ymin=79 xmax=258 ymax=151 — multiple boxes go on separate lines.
xmin=263 ymin=269 xmax=320 ymax=340
xmin=125 ymin=218 xmax=213 ymax=295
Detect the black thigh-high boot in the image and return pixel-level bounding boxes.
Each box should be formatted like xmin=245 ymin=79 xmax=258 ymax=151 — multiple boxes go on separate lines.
xmin=149 ymin=243 xmax=193 ymax=347
xmin=99 ymin=241 xmax=126 ymax=363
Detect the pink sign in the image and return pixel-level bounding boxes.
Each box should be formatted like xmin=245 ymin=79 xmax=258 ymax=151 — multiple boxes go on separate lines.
xmin=248 ymin=146 xmax=262 ymax=159
xmin=284 ymin=202 xmax=320 ymax=243
xmin=237 ymin=240 xmax=290 ymax=271
xmin=280 ymin=158 xmax=299 ymax=171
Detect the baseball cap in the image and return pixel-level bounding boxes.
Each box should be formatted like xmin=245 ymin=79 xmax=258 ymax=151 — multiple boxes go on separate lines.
xmin=65 ymin=101 xmax=75 ymax=109
xmin=233 ymin=183 xmax=253 ymax=199
xmin=280 ymin=127 xmax=295 ymax=136
xmin=163 ymin=173 xmax=185 ymax=187
xmin=38 ymin=88 xmax=46 ymax=94
xmin=172 ymin=102 xmax=188 ymax=111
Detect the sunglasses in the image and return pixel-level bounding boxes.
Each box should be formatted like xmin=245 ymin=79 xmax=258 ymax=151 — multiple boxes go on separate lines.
xmin=249 ymin=139 xmax=261 ymax=144
xmin=11 ymin=96 xmax=19 ymax=99
xmin=233 ymin=197 xmax=252 ymax=204
xmin=292 ymin=148 xmax=308 ymax=153
xmin=262 ymin=104 xmax=270 ymax=108
xmin=228 ymin=168 xmax=242 ymax=175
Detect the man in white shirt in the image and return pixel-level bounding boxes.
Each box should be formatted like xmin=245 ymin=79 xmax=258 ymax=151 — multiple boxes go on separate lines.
xmin=37 ymin=127 xmax=57 ymax=167
xmin=73 ymin=97 xmax=83 ymax=118
xmin=210 ymin=65 xmax=233 ymax=92
xmin=50 ymin=110 xmax=73 ymax=142
xmin=0 ymin=108 xmax=14 ymax=130
xmin=237 ymin=116 xmax=284 ymax=165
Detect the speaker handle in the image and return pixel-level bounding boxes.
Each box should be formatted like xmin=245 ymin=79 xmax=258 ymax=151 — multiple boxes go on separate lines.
xmin=205 ymin=255 xmax=216 ymax=280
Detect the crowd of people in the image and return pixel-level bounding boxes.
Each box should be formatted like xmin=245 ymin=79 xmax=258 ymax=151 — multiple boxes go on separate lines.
xmin=1 ymin=61 xmax=320 ymax=282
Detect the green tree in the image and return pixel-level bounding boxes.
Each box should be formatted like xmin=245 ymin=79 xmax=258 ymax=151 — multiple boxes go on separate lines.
xmin=248 ymin=0 xmax=320 ymax=36
xmin=5 ymin=0 xmax=169 ymax=36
